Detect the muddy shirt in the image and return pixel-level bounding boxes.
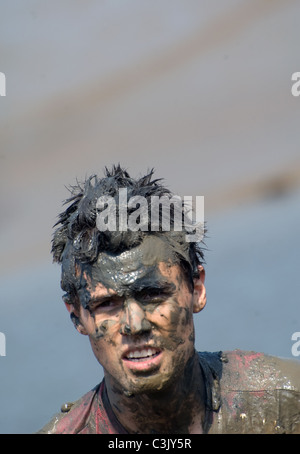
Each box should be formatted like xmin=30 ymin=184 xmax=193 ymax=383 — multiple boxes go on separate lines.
xmin=37 ymin=350 xmax=300 ymax=434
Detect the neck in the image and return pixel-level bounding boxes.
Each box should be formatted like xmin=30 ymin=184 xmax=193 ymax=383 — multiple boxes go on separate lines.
xmin=105 ymin=352 xmax=207 ymax=434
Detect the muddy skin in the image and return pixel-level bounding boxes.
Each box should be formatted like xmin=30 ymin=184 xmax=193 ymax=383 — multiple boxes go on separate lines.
xmin=75 ymin=237 xmax=183 ymax=344
xmin=68 ymin=236 xmax=207 ymax=433
xmin=44 ymin=168 xmax=300 ymax=434
xmin=107 ymin=352 xmax=207 ymax=434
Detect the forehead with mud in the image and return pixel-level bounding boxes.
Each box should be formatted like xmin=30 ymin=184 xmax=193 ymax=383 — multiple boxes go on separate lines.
xmin=75 ymin=236 xmax=183 ymax=309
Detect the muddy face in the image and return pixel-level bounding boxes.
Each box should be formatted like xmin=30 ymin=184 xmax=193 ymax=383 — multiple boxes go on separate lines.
xmin=74 ymin=236 xmax=198 ymax=396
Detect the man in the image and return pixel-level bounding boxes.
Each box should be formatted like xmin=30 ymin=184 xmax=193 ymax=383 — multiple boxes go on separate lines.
xmin=39 ymin=165 xmax=300 ymax=434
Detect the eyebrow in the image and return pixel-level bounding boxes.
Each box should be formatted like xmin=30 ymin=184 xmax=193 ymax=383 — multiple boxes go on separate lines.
xmin=87 ymin=277 xmax=176 ymax=306
xmin=130 ymin=277 xmax=176 ymax=294
xmin=87 ymin=292 xmax=121 ymax=307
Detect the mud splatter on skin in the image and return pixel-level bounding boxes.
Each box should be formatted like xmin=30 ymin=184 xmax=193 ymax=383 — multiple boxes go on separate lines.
xmin=109 ymin=352 xmax=206 ymax=434
xmin=67 ymin=235 xmax=205 ymax=433
xmin=51 ymin=167 xmax=209 ymax=433
xmin=81 ymin=237 xmax=178 ymax=306
xmin=74 ymin=236 xmax=185 ymax=342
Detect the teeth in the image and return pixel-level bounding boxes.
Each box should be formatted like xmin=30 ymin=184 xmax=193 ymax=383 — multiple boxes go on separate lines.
xmin=127 ymin=348 xmax=158 ymax=359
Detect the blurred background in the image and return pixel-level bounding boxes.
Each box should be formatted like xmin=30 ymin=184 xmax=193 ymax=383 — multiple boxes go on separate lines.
xmin=0 ymin=0 xmax=300 ymax=433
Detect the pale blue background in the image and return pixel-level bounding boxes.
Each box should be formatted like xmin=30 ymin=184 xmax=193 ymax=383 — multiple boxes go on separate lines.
xmin=0 ymin=1 xmax=299 ymax=433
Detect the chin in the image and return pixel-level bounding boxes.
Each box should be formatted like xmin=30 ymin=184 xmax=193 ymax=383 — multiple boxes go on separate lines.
xmin=122 ymin=370 xmax=179 ymax=397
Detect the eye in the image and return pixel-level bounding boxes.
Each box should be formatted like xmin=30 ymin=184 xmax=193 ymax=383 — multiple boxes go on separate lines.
xmin=92 ymin=296 xmax=123 ymax=311
xmin=139 ymin=289 xmax=171 ymax=304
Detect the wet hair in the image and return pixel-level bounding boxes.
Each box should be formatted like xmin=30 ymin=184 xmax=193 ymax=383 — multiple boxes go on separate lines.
xmin=52 ymin=164 xmax=206 ymax=302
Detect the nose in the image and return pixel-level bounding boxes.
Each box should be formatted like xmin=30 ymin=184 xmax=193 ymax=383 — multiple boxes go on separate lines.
xmin=119 ymin=299 xmax=151 ymax=336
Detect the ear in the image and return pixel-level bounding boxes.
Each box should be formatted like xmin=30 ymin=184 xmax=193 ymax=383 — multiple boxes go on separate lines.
xmin=64 ymin=302 xmax=88 ymax=335
xmin=192 ymin=265 xmax=207 ymax=313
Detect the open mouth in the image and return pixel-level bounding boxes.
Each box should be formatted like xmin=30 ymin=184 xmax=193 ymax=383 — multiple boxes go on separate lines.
xmin=124 ymin=347 xmax=161 ymax=362
xmin=122 ymin=345 xmax=163 ymax=373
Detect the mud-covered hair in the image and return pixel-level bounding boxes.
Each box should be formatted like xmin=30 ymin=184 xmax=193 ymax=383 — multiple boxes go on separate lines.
xmin=52 ymin=164 xmax=206 ymax=302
